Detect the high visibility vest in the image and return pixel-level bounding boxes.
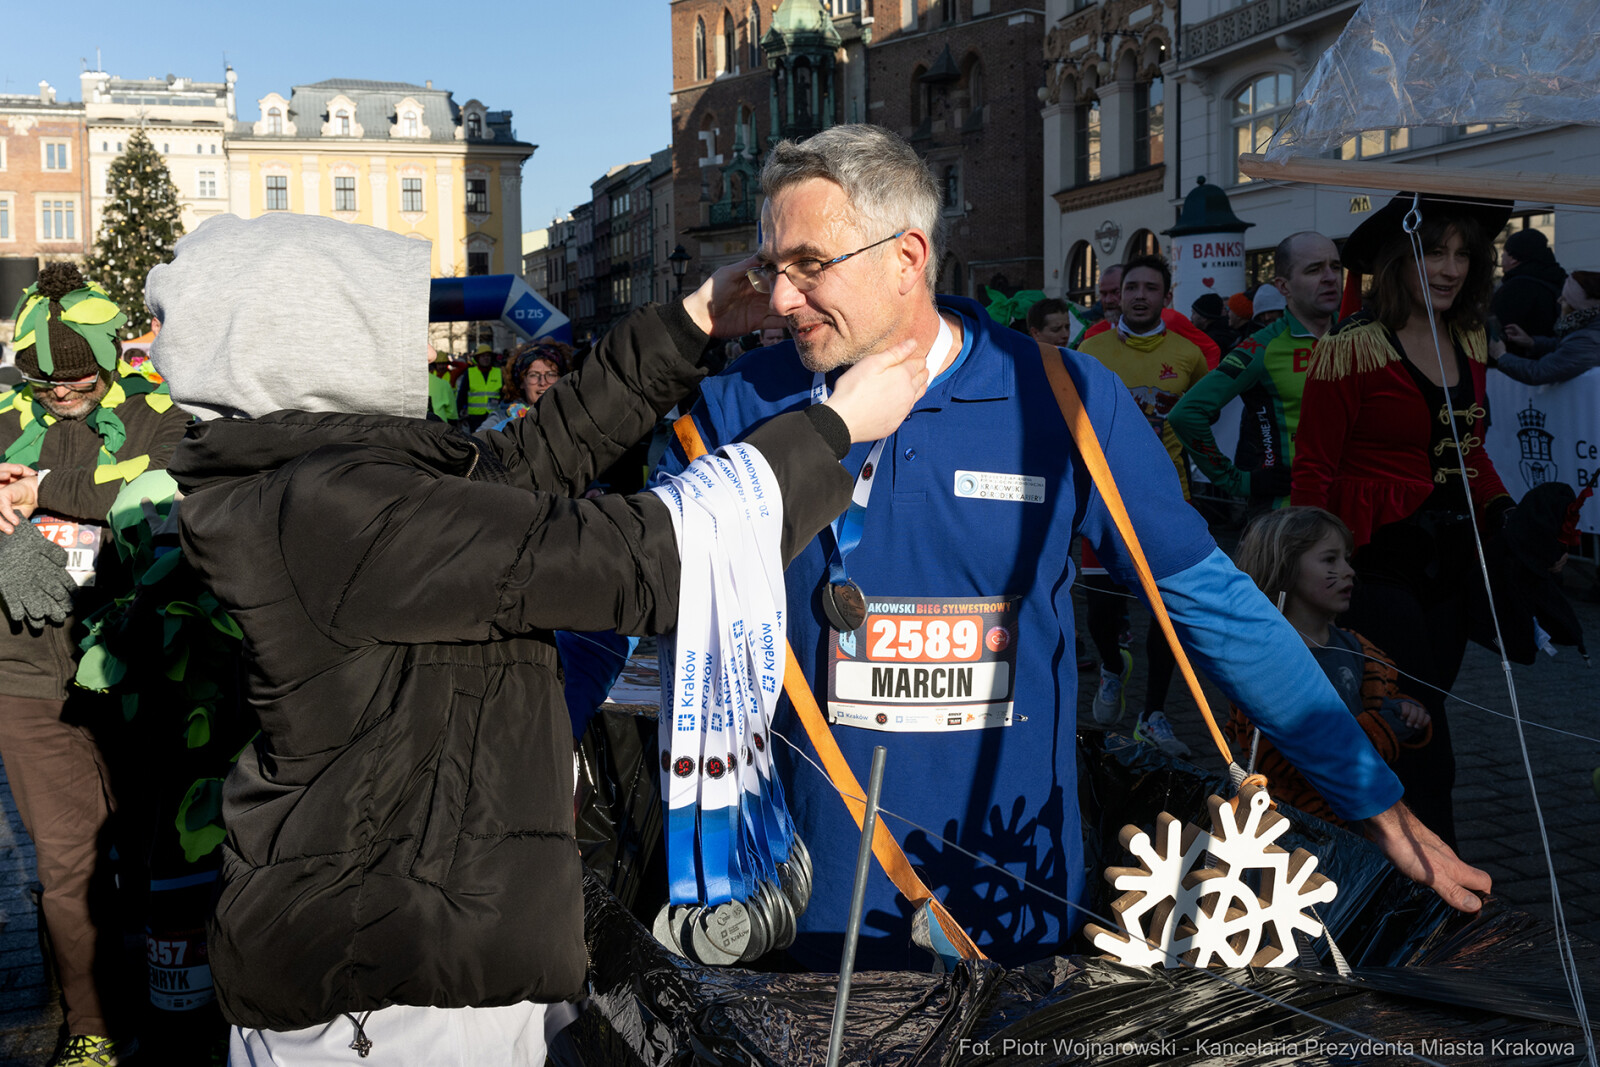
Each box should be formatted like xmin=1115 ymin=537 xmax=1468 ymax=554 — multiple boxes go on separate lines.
xmin=428 ymin=371 xmax=458 ymax=422
xmin=465 ymin=366 xmax=502 ymax=416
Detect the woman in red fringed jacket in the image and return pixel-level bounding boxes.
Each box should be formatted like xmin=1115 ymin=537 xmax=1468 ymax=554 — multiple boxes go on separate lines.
xmin=1291 ymin=193 xmax=1516 ymax=849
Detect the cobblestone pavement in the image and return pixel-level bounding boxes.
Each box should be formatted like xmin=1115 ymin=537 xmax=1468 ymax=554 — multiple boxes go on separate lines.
xmin=1 ymin=561 xmax=1596 ymax=1064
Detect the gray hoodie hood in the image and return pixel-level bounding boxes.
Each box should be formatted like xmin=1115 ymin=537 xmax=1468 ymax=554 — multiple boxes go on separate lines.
xmin=146 ymin=213 xmax=432 ymax=421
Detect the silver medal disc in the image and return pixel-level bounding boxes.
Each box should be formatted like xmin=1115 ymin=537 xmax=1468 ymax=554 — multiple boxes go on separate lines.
xmin=690 ymin=900 xmax=752 ymax=967
xmin=763 ymin=881 xmax=789 ymax=953
xmin=670 ymin=904 xmax=700 ymax=959
xmin=774 ymin=857 xmax=806 ymax=921
xmin=741 ymin=889 xmax=772 ymax=963
xmin=778 ymin=862 xmax=804 ymax=914
xmin=652 ymin=903 xmax=681 ymax=955
xmin=790 ymin=845 xmax=813 ymax=911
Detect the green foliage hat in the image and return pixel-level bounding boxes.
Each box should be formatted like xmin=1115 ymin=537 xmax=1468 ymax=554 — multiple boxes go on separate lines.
xmin=11 ymin=262 xmax=128 ymax=379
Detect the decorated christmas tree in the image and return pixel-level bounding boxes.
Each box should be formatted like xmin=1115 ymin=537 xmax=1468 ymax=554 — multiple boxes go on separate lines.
xmin=84 ymin=128 xmax=184 ymax=338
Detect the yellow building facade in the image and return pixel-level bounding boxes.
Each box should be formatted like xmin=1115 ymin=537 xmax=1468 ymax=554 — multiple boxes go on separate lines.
xmin=226 ymin=80 xmax=533 ymax=279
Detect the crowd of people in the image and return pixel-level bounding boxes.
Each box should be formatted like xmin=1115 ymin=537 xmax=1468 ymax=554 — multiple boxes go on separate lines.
xmin=0 ymin=123 xmax=1592 ymax=1067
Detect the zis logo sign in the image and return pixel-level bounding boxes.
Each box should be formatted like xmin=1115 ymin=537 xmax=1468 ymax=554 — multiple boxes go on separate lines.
xmin=673 ymin=756 xmax=695 ymax=778
xmin=704 ymin=756 xmax=727 ymax=779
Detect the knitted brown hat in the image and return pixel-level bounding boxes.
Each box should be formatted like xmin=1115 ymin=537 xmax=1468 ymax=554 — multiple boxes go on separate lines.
xmin=12 ymin=263 xmax=124 ymax=381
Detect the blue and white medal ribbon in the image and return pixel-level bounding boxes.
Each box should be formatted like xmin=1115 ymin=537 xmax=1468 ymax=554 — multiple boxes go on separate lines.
xmin=651 ymin=443 xmax=807 ymax=963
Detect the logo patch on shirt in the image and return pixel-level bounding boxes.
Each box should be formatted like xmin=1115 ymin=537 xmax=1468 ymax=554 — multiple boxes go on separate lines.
xmin=1159 ymin=362 xmax=1178 ymax=380
xmin=953 ymin=470 xmax=1045 ymax=503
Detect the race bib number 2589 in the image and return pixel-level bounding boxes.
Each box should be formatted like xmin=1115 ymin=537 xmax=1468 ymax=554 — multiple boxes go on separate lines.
xmin=827 ymin=596 xmax=1020 ymax=733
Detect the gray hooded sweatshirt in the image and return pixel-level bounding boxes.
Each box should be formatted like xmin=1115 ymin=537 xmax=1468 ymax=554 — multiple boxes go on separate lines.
xmin=146 ymin=212 xmax=432 ymax=421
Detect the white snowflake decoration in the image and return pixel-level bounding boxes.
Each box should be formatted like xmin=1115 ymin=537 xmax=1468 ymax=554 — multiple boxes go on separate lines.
xmin=1087 ymin=782 xmax=1337 ymax=968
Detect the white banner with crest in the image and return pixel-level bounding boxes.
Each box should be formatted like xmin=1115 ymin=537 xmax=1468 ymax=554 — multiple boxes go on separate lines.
xmin=1485 ymin=368 xmax=1600 ymax=535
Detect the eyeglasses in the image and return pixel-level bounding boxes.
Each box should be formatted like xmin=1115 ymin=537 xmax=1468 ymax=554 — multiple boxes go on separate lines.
xmin=526 ymin=371 xmax=561 ymax=384
xmin=746 ymin=231 xmax=906 ymax=295
xmin=22 ymin=372 xmax=101 ymax=393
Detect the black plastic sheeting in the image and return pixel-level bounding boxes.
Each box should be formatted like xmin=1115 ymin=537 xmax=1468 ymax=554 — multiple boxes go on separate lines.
xmin=558 ymin=724 xmax=1598 ymax=1066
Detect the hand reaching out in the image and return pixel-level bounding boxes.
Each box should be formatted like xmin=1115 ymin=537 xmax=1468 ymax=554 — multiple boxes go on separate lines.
xmin=822 ymin=338 xmax=929 ymax=443
xmin=1362 ymin=800 xmax=1491 ymax=913
xmin=681 ymin=255 xmax=787 ymax=340
xmin=0 ymin=476 xmax=40 ymax=535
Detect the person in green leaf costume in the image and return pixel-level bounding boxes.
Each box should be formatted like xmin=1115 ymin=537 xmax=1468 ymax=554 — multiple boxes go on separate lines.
xmin=0 ymin=262 xmax=190 ymax=1067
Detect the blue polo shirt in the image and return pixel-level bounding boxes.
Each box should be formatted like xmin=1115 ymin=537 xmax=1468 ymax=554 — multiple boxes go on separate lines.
xmin=659 ymin=295 xmax=1400 ymax=971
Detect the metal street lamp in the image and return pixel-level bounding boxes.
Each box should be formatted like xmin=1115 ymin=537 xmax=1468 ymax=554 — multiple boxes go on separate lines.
xmin=669 ymin=244 xmax=691 ymax=294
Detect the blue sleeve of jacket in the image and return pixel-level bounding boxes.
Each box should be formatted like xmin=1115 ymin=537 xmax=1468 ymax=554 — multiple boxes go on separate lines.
xmin=1154 ymin=547 xmax=1404 ymax=821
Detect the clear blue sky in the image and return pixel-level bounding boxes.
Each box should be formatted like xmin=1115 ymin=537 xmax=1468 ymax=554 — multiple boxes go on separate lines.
xmin=5 ymin=0 xmax=672 ymax=236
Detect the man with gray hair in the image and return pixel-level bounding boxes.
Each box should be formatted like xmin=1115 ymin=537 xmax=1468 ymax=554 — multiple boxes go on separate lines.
xmin=1170 ymin=230 xmax=1344 ymax=507
xmin=660 ymin=126 xmax=1489 ymax=974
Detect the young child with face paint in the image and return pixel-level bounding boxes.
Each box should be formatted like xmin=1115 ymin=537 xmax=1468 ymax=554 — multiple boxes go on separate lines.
xmin=1226 ymin=507 xmax=1434 ymax=825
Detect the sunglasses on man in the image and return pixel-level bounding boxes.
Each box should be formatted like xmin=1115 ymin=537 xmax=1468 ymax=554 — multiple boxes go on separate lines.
xmin=22 ymin=372 xmax=101 ymax=393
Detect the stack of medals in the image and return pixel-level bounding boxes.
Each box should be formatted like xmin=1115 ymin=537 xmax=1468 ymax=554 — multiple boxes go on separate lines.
xmin=650 ymin=444 xmax=813 ymax=965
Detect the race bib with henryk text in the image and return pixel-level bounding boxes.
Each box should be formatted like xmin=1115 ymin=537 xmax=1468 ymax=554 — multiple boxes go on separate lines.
xmin=827 ymin=596 xmax=1020 ymax=732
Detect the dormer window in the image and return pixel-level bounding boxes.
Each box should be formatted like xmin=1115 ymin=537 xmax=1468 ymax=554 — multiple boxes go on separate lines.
xmin=466 ymin=112 xmax=483 ymax=139
xmin=337 ymin=109 xmax=351 ymax=136
xmin=268 ymin=107 xmax=283 ymax=134
xmin=405 ymin=111 xmax=418 ymax=137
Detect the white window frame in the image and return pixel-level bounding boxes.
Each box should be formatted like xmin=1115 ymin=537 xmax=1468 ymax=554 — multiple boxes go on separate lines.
xmin=1229 ymin=71 xmax=1295 ymax=184
xmin=1339 ymin=128 xmax=1410 ymax=161
xmin=37 ymin=196 xmax=78 ymax=241
xmin=0 ymin=195 xmax=13 ymax=242
xmin=42 ymin=140 xmax=72 ymax=171
xmin=268 ymin=108 xmax=284 ymax=134
xmin=198 ymin=169 xmax=218 ymax=198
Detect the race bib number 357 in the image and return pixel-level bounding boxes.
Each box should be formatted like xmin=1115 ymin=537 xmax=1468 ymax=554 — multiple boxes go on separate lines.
xmin=827 ymin=596 xmax=1020 ymax=733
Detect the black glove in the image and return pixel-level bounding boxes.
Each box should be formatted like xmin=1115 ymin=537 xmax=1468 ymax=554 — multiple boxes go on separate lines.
xmin=0 ymin=522 xmax=76 ymax=628
xmin=1485 ymin=494 xmax=1516 ymax=533
xmin=1249 ymin=464 xmax=1293 ymax=500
